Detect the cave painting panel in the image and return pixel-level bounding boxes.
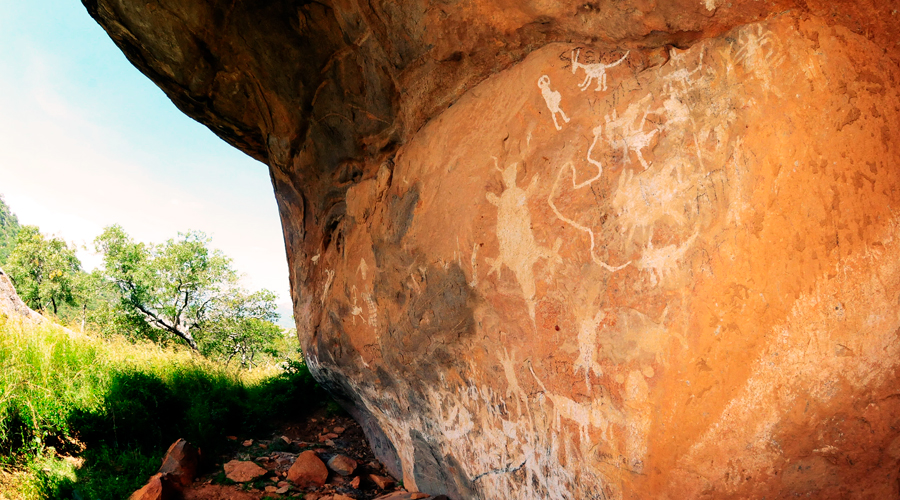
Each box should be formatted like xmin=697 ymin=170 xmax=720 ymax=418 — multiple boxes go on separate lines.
xmin=317 ymin=16 xmax=900 ymax=500
xmin=455 ymin=21 xmax=752 ymax=497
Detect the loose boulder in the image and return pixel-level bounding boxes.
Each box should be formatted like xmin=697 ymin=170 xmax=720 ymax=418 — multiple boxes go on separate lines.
xmin=127 ymin=473 xmax=178 ymax=500
xmin=223 ymin=460 xmax=267 ymax=483
xmin=326 ymin=454 xmax=357 ymax=476
xmin=287 ymin=450 xmax=328 ymax=487
xmin=158 ymin=438 xmax=199 ymax=488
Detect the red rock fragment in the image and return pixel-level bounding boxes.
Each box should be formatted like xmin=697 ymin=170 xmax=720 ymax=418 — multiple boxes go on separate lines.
xmin=287 ymin=450 xmax=329 ymax=487
xmin=223 ymin=460 xmax=267 ymax=483
xmin=369 ymin=474 xmax=395 ymax=489
xmin=158 ymin=438 xmax=199 ymax=488
xmin=327 ymin=454 xmax=357 ymax=476
xmin=349 ymin=476 xmax=361 ymax=488
xmin=128 ymin=473 xmax=178 ymax=500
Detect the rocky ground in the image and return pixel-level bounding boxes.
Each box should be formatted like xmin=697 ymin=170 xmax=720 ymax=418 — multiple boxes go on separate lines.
xmin=132 ymin=409 xmax=446 ymax=500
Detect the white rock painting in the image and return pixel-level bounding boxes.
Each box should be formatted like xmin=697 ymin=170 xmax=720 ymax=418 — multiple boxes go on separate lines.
xmin=537 ymin=75 xmax=570 ymax=131
xmin=548 ymin=161 xmax=631 ymax=272
xmin=570 ymin=48 xmax=630 ymax=92
xmin=602 ymin=95 xmax=660 ymax=170
xmin=486 ymin=158 xmax=560 ymax=320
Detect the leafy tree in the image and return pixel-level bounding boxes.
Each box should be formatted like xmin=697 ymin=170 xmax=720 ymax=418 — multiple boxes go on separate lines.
xmin=95 ymin=225 xmax=280 ymax=358
xmin=5 ymin=226 xmax=82 ymax=315
xmin=196 ymin=289 xmax=282 ymax=367
xmin=0 ymin=195 xmax=20 ymax=265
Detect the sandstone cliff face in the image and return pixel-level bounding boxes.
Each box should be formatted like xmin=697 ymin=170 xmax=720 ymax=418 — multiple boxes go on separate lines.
xmin=84 ymin=1 xmax=900 ymax=497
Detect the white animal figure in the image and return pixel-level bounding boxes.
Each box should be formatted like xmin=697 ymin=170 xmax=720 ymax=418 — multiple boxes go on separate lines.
xmin=571 ymin=49 xmax=630 ymax=92
xmin=603 ymin=96 xmax=659 ymax=170
xmin=537 ymin=75 xmax=570 ymax=131
xmin=662 ymin=47 xmax=705 ymax=94
xmin=486 ymin=158 xmax=560 ymax=320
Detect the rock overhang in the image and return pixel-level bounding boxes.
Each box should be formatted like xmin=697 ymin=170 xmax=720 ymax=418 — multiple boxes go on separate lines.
xmin=84 ymin=1 xmax=900 ymax=498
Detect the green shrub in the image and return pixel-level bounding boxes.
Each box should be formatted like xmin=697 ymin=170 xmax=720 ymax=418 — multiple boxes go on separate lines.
xmin=0 ymin=316 xmax=328 ymax=500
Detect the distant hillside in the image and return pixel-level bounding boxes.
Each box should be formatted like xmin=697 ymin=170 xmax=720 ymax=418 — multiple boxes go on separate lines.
xmin=0 ymin=195 xmax=19 ymax=265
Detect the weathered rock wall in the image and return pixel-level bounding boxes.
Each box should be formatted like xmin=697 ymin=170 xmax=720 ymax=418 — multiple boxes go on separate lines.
xmin=84 ymin=1 xmax=900 ymax=497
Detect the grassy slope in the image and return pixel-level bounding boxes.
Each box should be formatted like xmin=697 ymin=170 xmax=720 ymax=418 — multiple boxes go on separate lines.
xmin=0 ymin=315 xmax=322 ymax=499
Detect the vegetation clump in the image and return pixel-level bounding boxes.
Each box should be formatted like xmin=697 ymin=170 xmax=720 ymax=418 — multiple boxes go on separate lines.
xmin=2 ymin=197 xmax=285 ymax=368
xmin=0 ymin=316 xmax=324 ymax=500
xmin=0 ymin=197 xmax=328 ymax=499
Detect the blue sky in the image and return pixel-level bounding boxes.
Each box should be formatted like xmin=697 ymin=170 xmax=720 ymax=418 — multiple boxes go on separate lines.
xmin=0 ymin=0 xmax=293 ymax=325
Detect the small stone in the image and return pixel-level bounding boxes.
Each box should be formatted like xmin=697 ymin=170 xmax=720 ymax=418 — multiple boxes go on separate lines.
xmin=333 ymin=495 xmax=356 ymax=500
xmin=224 ymin=460 xmax=268 ymax=483
xmin=325 ymin=439 xmax=335 ymax=447
xmin=333 ymin=426 xmax=345 ymax=434
xmin=226 ymin=435 xmax=237 ymax=441
xmin=259 ymin=444 xmax=268 ymax=449
xmin=327 ymin=454 xmax=357 ymax=476
xmin=265 ymin=486 xmax=278 ymax=493
xmin=349 ymin=476 xmax=361 ymax=488
xmin=276 ymin=486 xmax=291 ymax=494
xmin=411 ymin=494 xmax=429 ymax=499
xmin=277 ymin=481 xmax=289 ymax=488
xmin=287 ymin=450 xmax=329 ymax=487
xmin=325 ymin=433 xmax=340 ymax=439
xmin=242 ymin=439 xmax=254 ymax=447
xmin=281 ymin=436 xmax=292 ymax=444
xmin=369 ymin=474 xmax=395 ymax=489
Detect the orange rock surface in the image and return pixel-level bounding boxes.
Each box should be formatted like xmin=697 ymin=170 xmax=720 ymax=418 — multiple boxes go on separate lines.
xmin=288 ymin=450 xmax=329 ymax=487
xmin=84 ymin=1 xmax=900 ymax=497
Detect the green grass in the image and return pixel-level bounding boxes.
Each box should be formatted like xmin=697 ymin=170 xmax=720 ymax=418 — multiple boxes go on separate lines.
xmin=0 ymin=314 xmax=326 ymax=499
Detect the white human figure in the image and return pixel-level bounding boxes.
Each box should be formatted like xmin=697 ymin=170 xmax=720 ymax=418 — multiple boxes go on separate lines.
xmin=537 ymin=75 xmax=570 ymax=131
xmin=570 ymin=49 xmax=630 ymax=92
